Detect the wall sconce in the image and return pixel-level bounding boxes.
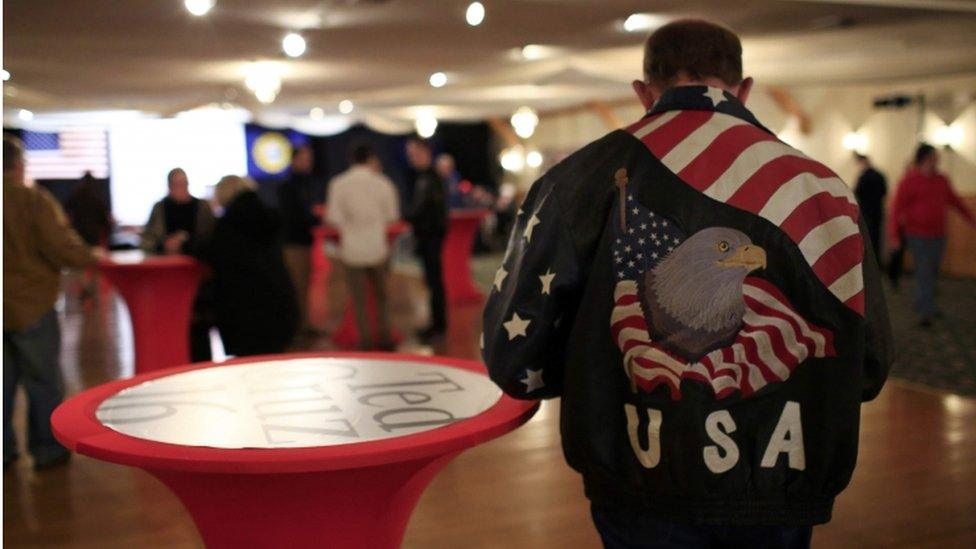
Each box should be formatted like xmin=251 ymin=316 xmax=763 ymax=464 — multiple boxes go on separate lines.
xmin=932 ymin=124 xmax=963 ymax=149
xmin=842 ymin=131 xmax=868 ymax=155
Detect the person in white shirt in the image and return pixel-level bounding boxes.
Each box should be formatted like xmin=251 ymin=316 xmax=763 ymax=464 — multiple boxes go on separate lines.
xmin=325 ymin=143 xmax=400 ymax=350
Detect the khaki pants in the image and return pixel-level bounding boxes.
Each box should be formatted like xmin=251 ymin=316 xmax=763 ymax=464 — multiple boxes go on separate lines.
xmin=283 ymin=245 xmax=312 ymax=330
xmin=345 ymin=264 xmax=391 ymax=350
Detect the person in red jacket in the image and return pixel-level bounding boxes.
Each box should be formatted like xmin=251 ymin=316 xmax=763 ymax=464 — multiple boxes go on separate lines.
xmin=888 ymin=143 xmax=975 ymax=326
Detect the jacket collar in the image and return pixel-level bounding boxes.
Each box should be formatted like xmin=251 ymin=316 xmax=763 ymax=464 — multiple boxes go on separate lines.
xmin=647 ymin=85 xmax=772 ymax=135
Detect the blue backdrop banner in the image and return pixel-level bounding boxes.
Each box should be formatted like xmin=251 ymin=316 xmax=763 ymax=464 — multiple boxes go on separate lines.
xmin=245 ymin=125 xmax=310 ymax=180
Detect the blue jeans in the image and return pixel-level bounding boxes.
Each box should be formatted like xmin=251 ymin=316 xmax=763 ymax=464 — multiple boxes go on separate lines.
xmin=591 ymin=505 xmax=812 ymax=549
xmin=906 ymin=236 xmax=946 ymax=319
xmin=3 ymin=310 xmax=68 ymax=464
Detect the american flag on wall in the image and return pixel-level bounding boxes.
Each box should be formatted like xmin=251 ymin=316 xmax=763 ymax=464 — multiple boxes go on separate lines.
xmin=23 ymin=128 xmax=109 ymax=180
xmin=628 ymin=108 xmax=864 ymax=315
xmin=609 ymin=185 xmax=836 ymax=401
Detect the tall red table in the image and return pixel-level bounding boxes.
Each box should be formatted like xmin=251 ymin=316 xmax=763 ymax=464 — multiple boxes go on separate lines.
xmin=444 ymin=209 xmax=490 ymax=305
xmin=98 ymin=251 xmax=204 ymax=374
xmin=52 ymin=352 xmax=537 ymax=549
xmin=324 ymin=221 xmax=410 ymax=349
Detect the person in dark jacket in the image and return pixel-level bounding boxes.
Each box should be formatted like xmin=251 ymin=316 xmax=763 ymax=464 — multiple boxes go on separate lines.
xmin=200 ymin=176 xmax=298 ymax=356
xmin=853 ymin=153 xmax=887 ymax=261
xmin=141 ymin=167 xmax=216 ymax=362
xmin=406 ymin=138 xmax=449 ymax=341
xmin=483 ymin=20 xmax=892 ymax=548
xmin=65 ymin=171 xmax=113 ymax=303
xmin=276 ymin=145 xmax=320 ymax=334
xmin=65 ymin=171 xmax=112 ymax=247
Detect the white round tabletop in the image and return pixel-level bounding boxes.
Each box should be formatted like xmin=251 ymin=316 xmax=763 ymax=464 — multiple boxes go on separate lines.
xmin=96 ymin=357 xmax=502 ymax=449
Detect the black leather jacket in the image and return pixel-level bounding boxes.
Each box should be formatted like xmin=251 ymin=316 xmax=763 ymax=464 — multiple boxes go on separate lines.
xmin=483 ymin=86 xmax=892 ymax=527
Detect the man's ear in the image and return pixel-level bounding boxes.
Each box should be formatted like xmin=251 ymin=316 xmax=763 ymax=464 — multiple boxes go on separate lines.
xmin=735 ymin=77 xmax=754 ymax=105
xmin=632 ymin=80 xmax=656 ymax=111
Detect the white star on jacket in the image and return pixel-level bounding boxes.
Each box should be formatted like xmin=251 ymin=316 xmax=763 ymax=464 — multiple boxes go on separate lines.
xmin=520 ymin=368 xmax=545 ymax=393
xmin=503 ymin=312 xmax=530 ymax=340
xmin=493 ymin=267 xmax=508 ymax=291
xmin=539 ymin=269 xmax=556 ymax=295
xmin=523 ymin=214 xmax=541 ymax=242
xmin=704 ymin=87 xmax=728 ymax=107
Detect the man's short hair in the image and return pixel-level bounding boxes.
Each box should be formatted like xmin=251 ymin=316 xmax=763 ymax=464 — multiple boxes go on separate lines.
xmin=914 ymin=143 xmax=936 ymax=165
xmin=643 ymin=19 xmax=743 ymax=88
xmin=854 ymin=153 xmax=869 ymax=162
xmin=407 ymin=137 xmax=431 ymax=151
xmin=349 ymin=142 xmax=375 ymax=165
xmin=3 ymin=134 xmax=25 ymax=171
xmin=166 ymin=167 xmax=186 ymax=186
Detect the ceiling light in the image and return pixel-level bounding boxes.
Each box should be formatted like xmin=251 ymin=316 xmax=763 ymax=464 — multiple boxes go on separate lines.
xmin=933 ymin=123 xmax=963 ymax=149
xmin=841 ymin=132 xmax=868 ymax=154
xmin=510 ymin=106 xmax=539 ymax=139
xmin=526 ymin=150 xmax=543 ymax=168
xmin=184 ymin=0 xmax=215 ymax=17
xmin=429 ymin=72 xmax=448 ymax=88
xmin=416 ymin=112 xmax=438 ymax=138
xmin=244 ymin=61 xmax=282 ymax=104
xmin=500 ymin=147 xmax=525 ymax=172
xmin=520 ymin=45 xmax=549 ymax=61
xmin=465 ymin=2 xmax=485 ymax=26
xmin=1 ymin=70 xmax=9 ymax=81
xmin=282 ymin=33 xmax=307 ymax=58
xmin=18 ymin=109 xmax=34 ymax=121
xmin=338 ymin=100 xmax=354 ymax=114
xmin=623 ymin=13 xmax=668 ymax=33
xmin=309 ymin=107 xmax=324 ymax=120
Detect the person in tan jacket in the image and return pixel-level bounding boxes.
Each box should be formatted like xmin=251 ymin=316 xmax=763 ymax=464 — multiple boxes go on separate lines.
xmin=3 ymin=135 xmax=99 ymax=470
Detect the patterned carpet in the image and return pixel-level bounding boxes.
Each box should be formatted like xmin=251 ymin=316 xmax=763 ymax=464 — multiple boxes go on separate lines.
xmin=472 ymin=252 xmax=976 ymax=397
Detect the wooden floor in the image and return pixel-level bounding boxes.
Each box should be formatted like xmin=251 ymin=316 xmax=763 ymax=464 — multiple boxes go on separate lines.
xmin=4 ymin=267 xmax=976 ymax=548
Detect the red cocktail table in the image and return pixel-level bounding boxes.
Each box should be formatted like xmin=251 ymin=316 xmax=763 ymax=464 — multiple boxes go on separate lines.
xmin=323 ymin=222 xmax=410 ymax=349
xmin=52 ymin=352 xmax=537 ymax=549
xmin=444 ymin=209 xmax=490 ymax=305
xmin=98 ymin=251 xmax=204 ymax=374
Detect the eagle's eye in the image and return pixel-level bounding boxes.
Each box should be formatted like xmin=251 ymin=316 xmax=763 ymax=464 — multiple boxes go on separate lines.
xmin=716 ymin=241 xmax=730 ymax=252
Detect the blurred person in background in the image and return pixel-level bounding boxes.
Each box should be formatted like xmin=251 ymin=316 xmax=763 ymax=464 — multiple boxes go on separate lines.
xmin=141 ymin=168 xmax=216 ymax=361
xmin=140 ymin=167 xmax=215 ymax=255
xmin=65 ymin=171 xmax=113 ymax=304
xmin=3 ymin=135 xmax=100 ymax=471
xmin=889 ymin=143 xmax=975 ymax=327
xmin=277 ymin=145 xmax=320 ymax=335
xmin=196 ymin=176 xmax=298 ymax=356
xmin=406 ymin=138 xmax=448 ymax=342
xmin=435 ymin=153 xmax=466 ymax=209
xmin=853 ymin=153 xmax=887 ymax=261
xmin=326 ymin=143 xmax=400 ymax=350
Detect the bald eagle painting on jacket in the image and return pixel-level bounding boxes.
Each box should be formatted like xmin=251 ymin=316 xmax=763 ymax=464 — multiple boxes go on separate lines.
xmin=482 ymin=86 xmax=892 ymax=527
xmin=638 ymin=225 xmax=766 ymax=362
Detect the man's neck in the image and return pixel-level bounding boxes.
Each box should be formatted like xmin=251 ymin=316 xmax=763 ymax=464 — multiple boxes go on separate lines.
xmin=671 ymin=77 xmax=737 ymax=94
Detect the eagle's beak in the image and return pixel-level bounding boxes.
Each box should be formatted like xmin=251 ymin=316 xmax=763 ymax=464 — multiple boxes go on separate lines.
xmin=719 ymin=244 xmax=767 ymax=271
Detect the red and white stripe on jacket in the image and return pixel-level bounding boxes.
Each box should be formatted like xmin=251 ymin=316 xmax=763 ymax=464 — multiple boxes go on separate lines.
xmin=628 ymin=110 xmax=865 ymax=315
xmin=611 ymin=276 xmax=835 ymax=400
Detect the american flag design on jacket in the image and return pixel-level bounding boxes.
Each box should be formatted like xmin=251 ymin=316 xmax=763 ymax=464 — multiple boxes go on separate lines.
xmin=610 ymin=175 xmax=836 ymax=400
xmin=628 ymin=88 xmax=865 ymax=315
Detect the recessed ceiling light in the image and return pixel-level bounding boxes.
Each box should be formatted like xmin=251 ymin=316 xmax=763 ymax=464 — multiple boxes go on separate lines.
xmin=18 ymin=109 xmax=34 ymax=121
xmin=429 ymin=72 xmax=448 ymax=88
xmin=526 ymin=150 xmax=543 ymax=168
xmin=510 ymin=106 xmax=539 ymax=139
xmin=338 ymin=100 xmax=354 ymax=114
xmin=1 ymin=70 xmax=10 ymax=81
xmin=309 ymin=107 xmax=324 ymax=120
xmin=623 ymin=13 xmax=668 ymax=33
xmin=282 ymin=33 xmax=307 ymax=58
xmin=465 ymin=2 xmax=485 ymax=27
xmin=184 ymin=0 xmax=215 ymax=17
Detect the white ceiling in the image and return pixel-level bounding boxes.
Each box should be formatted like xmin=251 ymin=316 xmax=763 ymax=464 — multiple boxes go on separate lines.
xmin=4 ymin=0 xmax=976 ymax=126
